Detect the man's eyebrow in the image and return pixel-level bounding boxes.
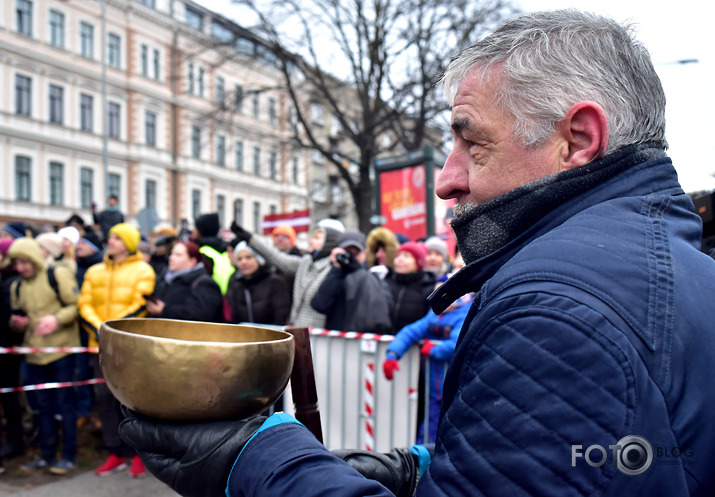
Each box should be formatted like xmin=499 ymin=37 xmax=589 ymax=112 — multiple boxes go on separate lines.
xmin=451 ymin=118 xmax=472 ymax=133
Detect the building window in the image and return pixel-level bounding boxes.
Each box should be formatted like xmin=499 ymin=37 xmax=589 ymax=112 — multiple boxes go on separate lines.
xmin=192 ymin=189 xmax=201 ymax=220
xmin=252 ymin=147 xmax=260 ymax=175
xmin=49 ymin=84 xmax=63 ymax=124
xmin=251 ymin=91 xmax=259 ymax=118
xmin=234 ymin=85 xmax=243 ymax=113
xmin=16 ymin=0 xmax=33 ymax=37
xmin=108 ymin=33 xmax=121 ymax=68
xmin=139 ymin=0 xmax=155 ymax=8
xmin=332 ymin=183 xmax=346 ymax=205
xmin=141 ymin=44 xmax=148 ymax=76
xmin=269 ymin=149 xmax=277 ymax=180
xmin=191 ymin=125 xmax=201 ymax=158
xmin=198 ymin=67 xmax=204 ymax=97
xmin=145 ymin=111 xmax=156 ymax=146
xmin=108 ymin=102 xmax=120 ymax=139
xmin=235 ymin=141 xmax=244 ymax=171
xmin=80 ymin=21 xmax=94 ymax=59
xmin=188 ymin=62 xmax=194 ymax=94
xmin=252 ymin=201 xmax=261 ymax=234
xmin=185 ymin=6 xmax=203 ymax=30
xmin=80 ymin=167 xmax=93 ymax=208
xmin=80 ymin=93 xmax=93 ymax=131
xmin=146 ymin=180 xmax=157 ymax=209
xmin=217 ymin=195 xmax=225 ymax=228
xmin=108 ymin=173 xmax=120 ymax=200
xmin=216 ymin=135 xmax=225 ymax=166
xmin=233 ymin=198 xmax=243 ymax=226
xmin=269 ymin=205 xmax=277 ymax=215
xmin=216 ymin=76 xmax=225 ymax=107
xmin=15 ymin=156 xmax=32 ymax=201
xmin=153 ymin=48 xmax=160 ymax=80
xmin=312 ymin=180 xmax=326 ymax=202
xmin=49 ymin=161 xmax=63 ymax=206
xmin=312 ymin=149 xmax=324 ymax=165
xmin=15 ymin=74 xmax=31 ymax=117
xmin=49 ymin=9 xmax=64 ymax=48
xmin=292 ymin=157 xmax=300 ymax=184
xmin=311 ymin=102 xmax=324 ymax=126
xmin=268 ymin=97 xmax=277 ymax=124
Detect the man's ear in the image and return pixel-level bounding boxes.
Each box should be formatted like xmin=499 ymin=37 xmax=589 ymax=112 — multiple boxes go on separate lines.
xmin=559 ymin=101 xmax=609 ymax=169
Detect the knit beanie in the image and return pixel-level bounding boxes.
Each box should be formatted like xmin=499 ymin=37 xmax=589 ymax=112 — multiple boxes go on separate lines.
xmin=195 ymin=213 xmax=220 ymax=238
xmin=2 ymin=222 xmax=26 ymax=239
xmin=316 ymin=218 xmax=346 ymax=234
xmin=109 ymin=223 xmax=141 ymax=254
xmin=58 ymin=226 xmax=81 ymax=247
xmin=424 ymin=236 xmax=448 ymax=259
xmin=396 ymin=241 xmax=428 ymax=270
xmin=36 ymin=233 xmax=65 ymax=259
xmin=79 ymin=230 xmax=102 ymax=254
xmin=235 ymin=241 xmax=266 ymax=266
xmin=0 ymin=239 xmax=14 ymax=257
xmin=272 ymin=224 xmax=297 ymax=246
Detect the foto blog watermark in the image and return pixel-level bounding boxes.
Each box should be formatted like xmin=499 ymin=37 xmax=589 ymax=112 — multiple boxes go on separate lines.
xmin=571 ymin=435 xmax=694 ymax=476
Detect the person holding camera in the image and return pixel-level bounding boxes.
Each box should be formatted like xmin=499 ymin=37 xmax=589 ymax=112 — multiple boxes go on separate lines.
xmin=310 ymin=230 xmax=393 ymax=334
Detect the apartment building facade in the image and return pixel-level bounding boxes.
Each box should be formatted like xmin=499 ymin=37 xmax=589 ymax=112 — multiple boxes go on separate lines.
xmin=0 ymin=0 xmax=322 ymax=236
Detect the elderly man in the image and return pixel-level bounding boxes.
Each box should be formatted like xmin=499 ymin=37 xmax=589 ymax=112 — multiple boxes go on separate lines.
xmin=120 ymin=10 xmax=715 ymax=496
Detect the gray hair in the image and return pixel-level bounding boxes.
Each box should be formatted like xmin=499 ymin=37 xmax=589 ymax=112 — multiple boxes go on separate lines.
xmin=440 ymin=10 xmax=667 ymax=153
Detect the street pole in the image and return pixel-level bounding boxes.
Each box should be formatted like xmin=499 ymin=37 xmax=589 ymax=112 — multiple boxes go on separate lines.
xmin=100 ymin=0 xmax=109 ymax=204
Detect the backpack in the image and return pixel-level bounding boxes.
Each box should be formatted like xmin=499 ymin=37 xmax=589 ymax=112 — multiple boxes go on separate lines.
xmin=14 ymin=266 xmax=63 ymax=304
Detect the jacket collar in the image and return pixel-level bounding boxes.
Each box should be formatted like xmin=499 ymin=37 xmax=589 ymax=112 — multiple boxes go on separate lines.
xmin=430 ymin=144 xmax=680 ymax=313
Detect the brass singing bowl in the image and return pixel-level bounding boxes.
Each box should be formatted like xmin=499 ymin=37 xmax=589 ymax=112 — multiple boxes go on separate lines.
xmin=98 ymin=318 xmax=294 ymax=421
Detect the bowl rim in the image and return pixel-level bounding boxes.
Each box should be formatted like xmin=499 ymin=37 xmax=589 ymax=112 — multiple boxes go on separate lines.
xmin=100 ymin=318 xmax=294 ymax=347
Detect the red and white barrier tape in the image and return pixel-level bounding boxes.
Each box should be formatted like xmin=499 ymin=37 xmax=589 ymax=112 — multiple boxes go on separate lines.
xmin=363 ymin=362 xmax=375 ymax=451
xmin=0 ymin=346 xmax=99 ymax=355
xmin=309 ymin=328 xmax=395 ymax=342
xmin=0 ymin=378 xmax=105 ymax=394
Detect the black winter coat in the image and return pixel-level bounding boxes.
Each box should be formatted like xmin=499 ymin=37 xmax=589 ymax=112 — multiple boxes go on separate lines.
xmin=226 ymin=266 xmax=291 ymax=326
xmin=384 ymin=270 xmax=435 ymax=333
xmin=153 ymin=265 xmax=224 ymax=322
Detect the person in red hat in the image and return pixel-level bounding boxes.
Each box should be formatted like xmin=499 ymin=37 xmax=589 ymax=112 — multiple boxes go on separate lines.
xmin=383 ymin=241 xmax=435 ymax=334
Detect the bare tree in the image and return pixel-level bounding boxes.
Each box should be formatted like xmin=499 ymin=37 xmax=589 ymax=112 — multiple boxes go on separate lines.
xmin=233 ymin=0 xmax=517 ymax=232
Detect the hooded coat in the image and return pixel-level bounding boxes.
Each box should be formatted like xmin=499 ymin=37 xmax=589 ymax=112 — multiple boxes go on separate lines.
xmin=8 ymin=238 xmax=80 ymax=365
xmin=248 ymin=225 xmax=342 ymax=327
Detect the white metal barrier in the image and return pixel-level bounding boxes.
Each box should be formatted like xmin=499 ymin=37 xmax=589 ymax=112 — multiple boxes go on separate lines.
xmin=281 ymin=329 xmax=428 ymax=452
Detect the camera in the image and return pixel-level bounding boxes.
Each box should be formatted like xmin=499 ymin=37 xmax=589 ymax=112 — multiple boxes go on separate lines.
xmin=336 ymin=252 xmax=353 ymax=267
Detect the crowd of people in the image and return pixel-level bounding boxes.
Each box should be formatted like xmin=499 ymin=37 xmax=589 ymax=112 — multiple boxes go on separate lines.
xmin=0 ymin=201 xmax=462 ymax=478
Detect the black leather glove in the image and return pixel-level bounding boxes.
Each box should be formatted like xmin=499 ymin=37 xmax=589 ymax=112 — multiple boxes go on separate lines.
xmin=119 ymin=409 xmax=266 ymax=497
xmin=332 ymin=446 xmax=430 ymax=497
xmin=230 ymin=221 xmax=252 ymax=242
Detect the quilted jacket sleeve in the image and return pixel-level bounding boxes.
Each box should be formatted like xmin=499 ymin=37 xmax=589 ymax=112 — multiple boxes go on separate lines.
xmin=419 ymin=283 xmax=642 ymax=497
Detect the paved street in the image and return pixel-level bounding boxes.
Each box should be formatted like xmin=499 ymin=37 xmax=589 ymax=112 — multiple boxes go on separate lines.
xmin=0 ymin=469 xmax=180 ymax=497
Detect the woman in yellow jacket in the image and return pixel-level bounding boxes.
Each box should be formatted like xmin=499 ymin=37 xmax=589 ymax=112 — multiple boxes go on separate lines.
xmin=77 ymin=223 xmax=155 ymax=479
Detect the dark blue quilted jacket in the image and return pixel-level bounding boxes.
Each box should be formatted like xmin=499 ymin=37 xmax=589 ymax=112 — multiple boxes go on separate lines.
xmin=228 ymin=147 xmax=715 ymax=496
xmin=422 ymin=147 xmax=715 ymax=496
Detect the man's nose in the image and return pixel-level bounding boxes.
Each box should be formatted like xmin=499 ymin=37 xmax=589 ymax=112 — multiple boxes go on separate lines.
xmin=436 ymin=150 xmax=469 ymax=200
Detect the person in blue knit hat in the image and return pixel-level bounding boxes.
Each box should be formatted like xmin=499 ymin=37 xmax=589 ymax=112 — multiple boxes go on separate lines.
xmin=1 ymin=222 xmax=27 ymax=240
